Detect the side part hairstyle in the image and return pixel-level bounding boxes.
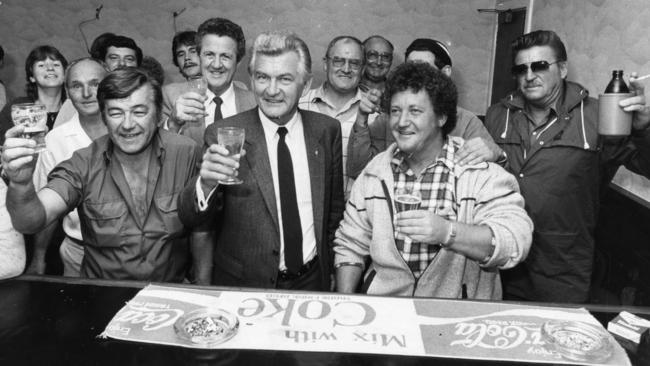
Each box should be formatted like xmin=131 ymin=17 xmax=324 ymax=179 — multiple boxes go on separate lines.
xmin=511 ymin=30 xmax=567 ymax=63
xmin=248 ymin=31 xmax=312 ymax=83
xmin=97 ymin=67 xmax=162 ymax=122
xmin=196 ymin=18 xmax=246 ymax=63
xmin=382 ymin=62 xmax=458 ymax=137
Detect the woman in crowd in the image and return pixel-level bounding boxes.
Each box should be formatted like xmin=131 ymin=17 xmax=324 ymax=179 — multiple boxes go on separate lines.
xmin=0 ymin=45 xmax=68 ymax=143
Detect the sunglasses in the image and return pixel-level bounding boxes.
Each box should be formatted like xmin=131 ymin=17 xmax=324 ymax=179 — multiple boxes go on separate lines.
xmin=511 ymin=60 xmax=561 ymax=76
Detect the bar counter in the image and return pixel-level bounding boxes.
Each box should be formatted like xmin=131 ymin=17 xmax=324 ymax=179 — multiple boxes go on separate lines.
xmin=1 ymin=275 xmax=648 ymax=365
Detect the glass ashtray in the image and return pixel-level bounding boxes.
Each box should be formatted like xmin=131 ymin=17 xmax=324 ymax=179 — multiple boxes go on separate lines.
xmin=541 ymin=320 xmax=613 ymax=363
xmin=174 ymin=308 xmax=239 ymax=347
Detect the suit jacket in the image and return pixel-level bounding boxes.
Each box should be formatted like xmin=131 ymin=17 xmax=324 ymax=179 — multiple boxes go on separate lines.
xmin=162 ymin=81 xmax=257 ymax=146
xmin=178 ymin=108 xmax=344 ymax=290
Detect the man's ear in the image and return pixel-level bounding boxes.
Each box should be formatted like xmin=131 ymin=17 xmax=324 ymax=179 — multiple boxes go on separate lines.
xmin=438 ymin=114 xmax=448 ymax=127
xmin=441 ymin=65 xmax=452 ymax=77
xmin=559 ymin=61 xmax=568 ymax=80
xmin=300 ymin=76 xmax=313 ymax=98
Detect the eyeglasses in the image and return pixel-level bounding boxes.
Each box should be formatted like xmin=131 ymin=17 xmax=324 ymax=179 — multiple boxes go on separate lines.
xmin=326 ymin=57 xmax=363 ymax=70
xmin=366 ymin=51 xmax=393 ymax=63
xmin=511 ymin=60 xmax=561 ymax=76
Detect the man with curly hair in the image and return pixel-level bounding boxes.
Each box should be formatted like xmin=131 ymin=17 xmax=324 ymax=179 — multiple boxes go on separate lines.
xmin=334 ymin=62 xmax=533 ymax=299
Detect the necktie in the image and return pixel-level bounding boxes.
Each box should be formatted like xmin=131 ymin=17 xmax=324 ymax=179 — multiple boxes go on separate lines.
xmin=213 ymin=96 xmax=223 ymax=123
xmin=277 ymin=127 xmax=303 ymax=274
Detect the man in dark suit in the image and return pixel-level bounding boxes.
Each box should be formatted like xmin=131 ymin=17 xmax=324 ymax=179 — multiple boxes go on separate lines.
xmin=178 ymin=31 xmax=344 ymax=291
xmin=162 ymin=18 xmax=256 ymax=146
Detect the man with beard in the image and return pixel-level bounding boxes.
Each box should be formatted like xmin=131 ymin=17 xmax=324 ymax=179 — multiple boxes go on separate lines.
xmin=171 ymin=31 xmax=201 ymax=80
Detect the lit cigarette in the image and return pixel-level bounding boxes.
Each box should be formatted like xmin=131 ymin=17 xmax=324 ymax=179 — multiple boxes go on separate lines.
xmin=632 ymin=74 xmax=650 ymax=81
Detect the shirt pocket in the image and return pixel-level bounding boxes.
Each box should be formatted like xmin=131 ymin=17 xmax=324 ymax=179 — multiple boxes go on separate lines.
xmin=155 ymin=192 xmax=184 ymax=235
xmin=83 ymin=201 xmax=128 ymax=248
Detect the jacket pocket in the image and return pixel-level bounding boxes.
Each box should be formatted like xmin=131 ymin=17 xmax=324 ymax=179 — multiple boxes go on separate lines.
xmin=155 ymin=193 xmax=184 ymax=235
xmin=527 ymin=231 xmax=590 ymax=277
xmin=83 ymin=201 xmax=128 ymax=247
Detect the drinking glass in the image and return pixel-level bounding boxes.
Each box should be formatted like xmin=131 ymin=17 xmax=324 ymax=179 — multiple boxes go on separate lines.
xmin=188 ymin=74 xmax=207 ymax=96
xmin=395 ymin=187 xmax=422 ymax=212
xmin=217 ymin=127 xmax=245 ymax=185
xmin=11 ymin=103 xmax=47 ymax=153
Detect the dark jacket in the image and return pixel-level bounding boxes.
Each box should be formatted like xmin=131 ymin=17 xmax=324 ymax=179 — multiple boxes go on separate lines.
xmin=178 ymin=108 xmax=344 ymax=290
xmin=484 ymin=80 xmax=650 ymax=303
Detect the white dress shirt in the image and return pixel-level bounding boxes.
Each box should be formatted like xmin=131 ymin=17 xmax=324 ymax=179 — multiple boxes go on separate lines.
xmin=204 ymin=82 xmax=237 ymax=126
xmin=196 ymin=109 xmax=316 ymax=271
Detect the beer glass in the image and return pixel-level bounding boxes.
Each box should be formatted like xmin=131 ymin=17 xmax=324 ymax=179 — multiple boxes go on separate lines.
xmin=11 ymin=103 xmax=47 ymax=153
xmin=188 ymin=74 xmax=207 ymax=96
xmin=217 ymin=127 xmax=245 ymax=185
xmin=395 ymin=187 xmax=422 ymax=212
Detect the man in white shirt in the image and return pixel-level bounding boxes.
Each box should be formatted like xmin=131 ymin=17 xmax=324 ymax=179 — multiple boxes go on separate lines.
xmin=178 ymin=31 xmax=344 ymax=291
xmin=163 ymin=18 xmax=256 ymax=147
xmin=299 ymin=36 xmax=370 ymax=195
xmin=27 ymin=58 xmax=108 ymax=275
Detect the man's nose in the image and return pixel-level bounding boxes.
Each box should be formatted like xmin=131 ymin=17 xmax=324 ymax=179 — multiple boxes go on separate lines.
xmin=267 ymin=79 xmax=279 ymax=95
xmin=342 ymin=61 xmax=351 ymax=73
xmin=82 ymin=85 xmax=92 ymax=99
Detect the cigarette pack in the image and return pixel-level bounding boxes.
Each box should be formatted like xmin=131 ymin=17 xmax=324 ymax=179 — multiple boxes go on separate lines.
xmin=607 ymin=311 xmax=650 ymax=344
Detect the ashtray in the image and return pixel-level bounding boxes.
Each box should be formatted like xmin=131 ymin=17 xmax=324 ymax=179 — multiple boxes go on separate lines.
xmin=174 ymin=307 xmax=239 ymax=347
xmin=541 ymin=320 xmax=613 ymax=363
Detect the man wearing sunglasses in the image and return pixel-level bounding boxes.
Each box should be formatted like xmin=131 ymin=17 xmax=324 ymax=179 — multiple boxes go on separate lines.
xmin=359 ymin=35 xmax=394 ymax=93
xmin=299 ymin=35 xmax=366 ymax=196
xmin=484 ymin=30 xmax=650 ymax=304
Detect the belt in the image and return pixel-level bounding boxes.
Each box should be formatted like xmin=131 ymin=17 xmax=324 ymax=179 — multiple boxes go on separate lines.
xmin=278 ymin=255 xmax=319 ymax=281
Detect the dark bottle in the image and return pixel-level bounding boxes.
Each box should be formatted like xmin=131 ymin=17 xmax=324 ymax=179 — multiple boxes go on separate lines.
xmin=604 ymin=70 xmax=630 ymax=93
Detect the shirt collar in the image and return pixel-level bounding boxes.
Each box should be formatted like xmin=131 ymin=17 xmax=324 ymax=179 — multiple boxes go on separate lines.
xmin=207 ymin=82 xmax=235 ymax=105
xmin=310 ymin=83 xmax=363 ymax=110
xmin=258 ymin=109 xmax=302 ymax=138
xmin=390 ymin=136 xmax=458 ymax=175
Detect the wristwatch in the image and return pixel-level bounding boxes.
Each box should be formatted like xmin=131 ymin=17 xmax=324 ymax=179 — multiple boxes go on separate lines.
xmin=440 ymin=221 xmax=456 ymax=248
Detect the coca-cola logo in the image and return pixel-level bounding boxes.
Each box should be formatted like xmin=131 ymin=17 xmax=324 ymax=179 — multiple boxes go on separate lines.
xmin=114 ymin=302 xmax=184 ymax=331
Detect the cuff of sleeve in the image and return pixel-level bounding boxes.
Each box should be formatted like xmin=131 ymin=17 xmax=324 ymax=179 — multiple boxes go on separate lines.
xmin=196 ymin=177 xmax=218 ymax=211
xmin=480 ymin=224 xmax=519 ymax=269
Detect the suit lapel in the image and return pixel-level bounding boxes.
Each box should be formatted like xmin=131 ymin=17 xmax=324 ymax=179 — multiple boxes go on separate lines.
xmin=301 ymin=111 xmax=325 ymax=245
xmin=243 ymin=109 xmax=280 ymax=231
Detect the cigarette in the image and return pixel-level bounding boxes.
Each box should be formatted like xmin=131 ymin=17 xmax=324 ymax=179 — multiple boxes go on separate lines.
xmin=632 ymin=74 xmax=650 ymax=81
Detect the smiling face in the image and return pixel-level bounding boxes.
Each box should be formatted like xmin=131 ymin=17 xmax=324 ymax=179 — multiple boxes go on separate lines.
xmin=514 ymin=45 xmax=567 ymax=106
xmin=364 ymin=37 xmax=393 ymax=82
xmin=175 ymin=43 xmax=200 ymax=79
xmin=105 ymin=46 xmax=138 ymax=71
xmin=389 ymin=88 xmax=446 ymax=160
xmin=325 ymin=39 xmax=363 ymax=94
xmin=66 ymin=60 xmax=107 ymax=118
xmin=30 ymin=57 xmax=65 ymax=89
xmin=103 ymin=84 xmax=158 ymax=155
xmin=199 ymin=34 xmax=238 ymax=96
xmin=251 ymin=52 xmax=308 ymax=125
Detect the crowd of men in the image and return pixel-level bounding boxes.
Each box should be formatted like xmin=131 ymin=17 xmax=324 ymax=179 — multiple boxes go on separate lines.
xmin=1 ymin=17 xmax=650 ymax=304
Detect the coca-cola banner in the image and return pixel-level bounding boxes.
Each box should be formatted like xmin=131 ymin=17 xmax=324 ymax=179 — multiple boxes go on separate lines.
xmin=101 ymin=285 xmax=629 ymax=365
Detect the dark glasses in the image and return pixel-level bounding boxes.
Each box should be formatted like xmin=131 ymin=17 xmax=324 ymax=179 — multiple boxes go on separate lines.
xmin=511 ymin=60 xmax=561 ymax=76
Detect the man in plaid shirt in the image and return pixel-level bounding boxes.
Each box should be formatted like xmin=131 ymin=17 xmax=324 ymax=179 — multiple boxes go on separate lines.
xmin=334 ymin=62 xmax=533 ymax=299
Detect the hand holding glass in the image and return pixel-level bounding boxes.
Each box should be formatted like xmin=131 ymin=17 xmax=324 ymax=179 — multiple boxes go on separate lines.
xmin=217 ymin=127 xmax=245 ymax=185
xmin=11 ymin=103 xmax=47 ymax=153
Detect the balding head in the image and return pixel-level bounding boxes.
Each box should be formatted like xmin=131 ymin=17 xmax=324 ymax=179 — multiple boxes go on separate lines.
xmin=65 ymin=58 xmax=108 ymax=118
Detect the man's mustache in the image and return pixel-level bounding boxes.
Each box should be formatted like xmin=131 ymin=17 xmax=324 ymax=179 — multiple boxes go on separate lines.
xmin=183 ymin=62 xmax=198 ymax=69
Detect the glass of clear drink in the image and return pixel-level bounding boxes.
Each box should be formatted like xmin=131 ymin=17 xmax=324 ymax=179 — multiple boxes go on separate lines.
xmin=188 ymin=74 xmax=207 ymax=96
xmin=217 ymin=127 xmax=245 ymax=185
xmin=395 ymin=187 xmax=422 ymax=212
xmin=11 ymin=103 xmax=47 ymax=153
